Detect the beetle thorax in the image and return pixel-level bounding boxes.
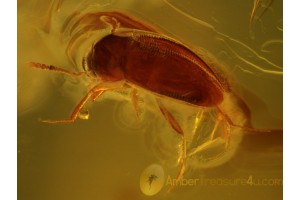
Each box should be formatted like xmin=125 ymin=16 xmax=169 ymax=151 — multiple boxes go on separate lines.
xmin=87 ymin=35 xmax=127 ymax=81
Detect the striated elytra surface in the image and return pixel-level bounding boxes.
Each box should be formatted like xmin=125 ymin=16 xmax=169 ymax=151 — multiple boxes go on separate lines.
xmin=87 ymin=32 xmax=226 ymax=107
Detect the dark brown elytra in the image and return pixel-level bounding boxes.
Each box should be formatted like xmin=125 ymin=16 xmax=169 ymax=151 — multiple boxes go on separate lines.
xmin=86 ymin=31 xmax=226 ymax=107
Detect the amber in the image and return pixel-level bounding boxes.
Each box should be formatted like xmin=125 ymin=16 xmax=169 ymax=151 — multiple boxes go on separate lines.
xmin=27 ymin=11 xmax=256 ymax=184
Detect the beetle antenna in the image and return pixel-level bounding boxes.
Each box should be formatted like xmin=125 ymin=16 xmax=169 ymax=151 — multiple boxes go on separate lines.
xmin=28 ymin=62 xmax=86 ymax=77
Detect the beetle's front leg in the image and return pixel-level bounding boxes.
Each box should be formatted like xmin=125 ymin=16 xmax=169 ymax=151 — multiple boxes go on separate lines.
xmin=41 ymin=81 xmax=126 ymax=123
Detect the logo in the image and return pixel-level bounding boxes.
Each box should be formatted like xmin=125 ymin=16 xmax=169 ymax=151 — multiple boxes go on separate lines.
xmin=140 ymin=164 xmax=165 ymax=196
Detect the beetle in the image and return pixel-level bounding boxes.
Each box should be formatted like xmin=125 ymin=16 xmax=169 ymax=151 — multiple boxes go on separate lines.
xmin=29 ymin=11 xmax=254 ymax=188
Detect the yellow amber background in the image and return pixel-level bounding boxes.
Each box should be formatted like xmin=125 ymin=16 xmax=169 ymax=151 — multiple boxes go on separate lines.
xmin=18 ymin=0 xmax=282 ymax=199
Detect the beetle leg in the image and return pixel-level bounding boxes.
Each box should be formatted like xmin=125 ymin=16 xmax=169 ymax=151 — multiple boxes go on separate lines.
xmin=42 ymin=81 xmax=125 ymax=123
xmin=210 ymin=115 xmax=221 ymax=141
xmin=190 ymin=110 xmax=227 ymax=154
xmin=221 ymin=121 xmax=231 ymax=149
xmin=131 ymin=89 xmax=141 ymax=120
xmin=28 ymin=62 xmax=86 ymax=77
xmin=191 ymin=110 xmax=204 ymax=140
xmin=188 ymin=113 xmax=230 ymax=156
xmin=91 ymin=90 xmax=105 ymax=102
xmin=156 ymin=100 xmax=183 ymax=135
xmin=42 ymin=86 xmax=104 ymax=123
xmin=217 ymin=105 xmax=271 ymax=134
xmin=212 ymin=112 xmax=231 ymax=148
xmin=156 ymin=100 xmax=186 ymax=191
xmin=188 ymin=138 xmax=222 ymax=157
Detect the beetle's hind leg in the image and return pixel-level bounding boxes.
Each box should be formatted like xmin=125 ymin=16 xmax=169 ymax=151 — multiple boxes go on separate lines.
xmin=156 ymin=100 xmax=186 ymax=191
xmin=28 ymin=62 xmax=86 ymax=77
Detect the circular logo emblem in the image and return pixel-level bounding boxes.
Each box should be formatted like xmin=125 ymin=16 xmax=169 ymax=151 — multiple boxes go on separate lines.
xmin=140 ymin=164 xmax=165 ymax=196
